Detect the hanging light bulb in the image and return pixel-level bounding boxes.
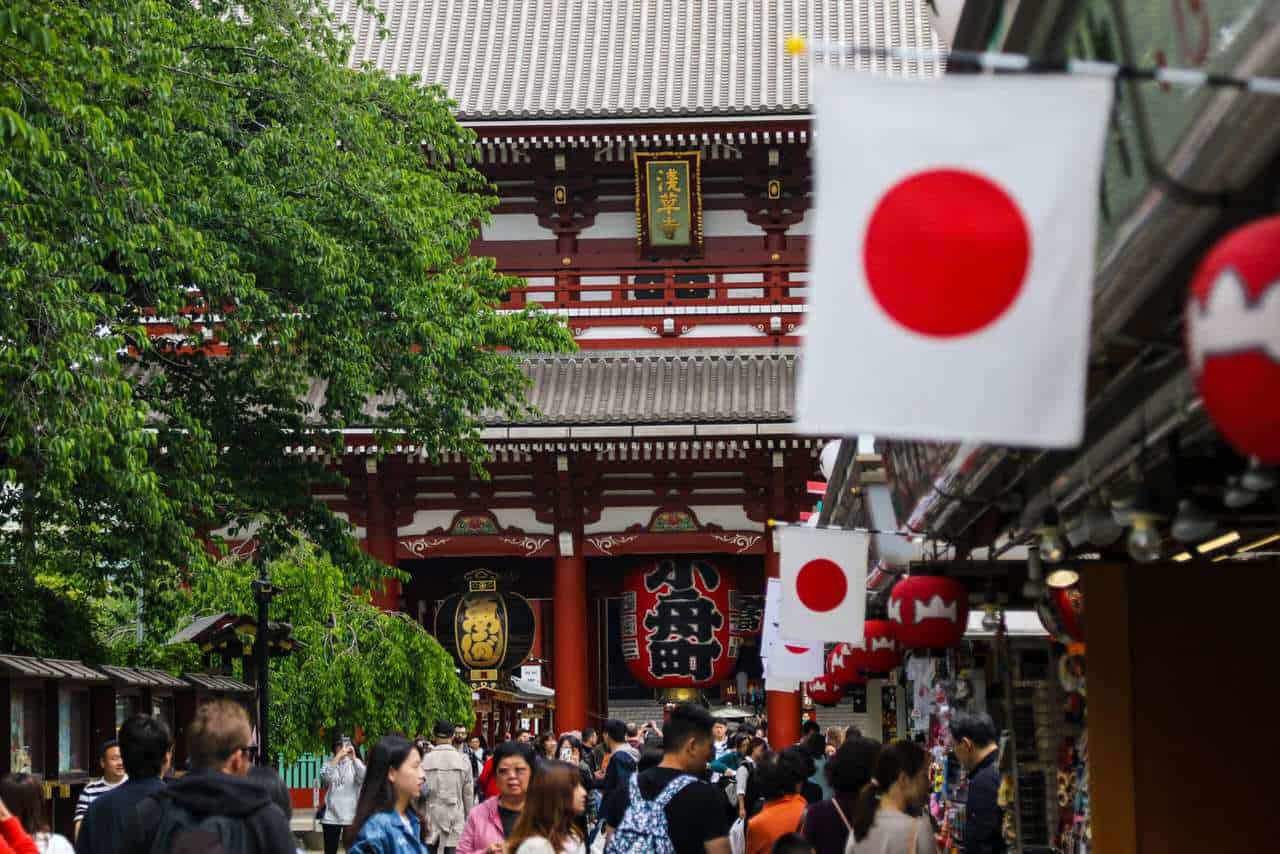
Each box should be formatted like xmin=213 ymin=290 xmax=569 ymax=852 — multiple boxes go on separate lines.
xmin=1037 ymin=507 xmax=1066 ymax=563
xmin=981 ymin=605 xmax=1002 ymax=632
xmin=1170 ymin=498 xmax=1218 ymax=543
xmin=1022 ymin=543 xmax=1046 ymax=599
xmin=1127 ymin=516 xmax=1163 ymax=562
xmin=1045 ymin=566 xmax=1080 ymax=588
xmin=1082 ymin=492 xmax=1123 ymax=546
xmin=1223 ymin=476 xmax=1258 ymax=509
xmin=1241 ymin=458 xmax=1278 ymax=492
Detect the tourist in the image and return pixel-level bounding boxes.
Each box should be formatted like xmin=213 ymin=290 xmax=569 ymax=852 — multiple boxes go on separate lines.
xmin=517 ymin=730 xmax=534 ymax=745
xmin=579 ymin=729 xmax=600 ymax=774
xmin=75 ymin=715 xmax=171 ymax=854
xmin=948 ymin=713 xmax=1003 ymax=854
xmin=824 ymin=728 xmax=845 ymax=759
xmin=320 ymin=732 xmax=367 ymax=854
xmin=601 ymin=703 xmax=732 ymax=854
xmin=848 ymin=740 xmax=935 ymax=854
xmin=73 ymin=742 xmax=125 ymax=841
xmin=712 ymin=720 xmax=730 ymax=757
xmin=422 ymin=719 xmax=476 ymax=854
xmin=594 ymin=720 xmax=637 ymax=803
xmin=0 ymin=794 xmax=38 ymax=854
xmin=771 ymin=833 xmax=816 ymax=854
xmin=457 ymin=740 xmax=537 ymax=854
xmin=801 ymin=737 xmax=880 ymax=854
xmin=0 ymin=774 xmax=73 ymax=853
xmin=538 ymin=732 xmax=559 ymax=762
xmin=801 ymin=732 xmax=831 ymax=802
xmin=746 ymin=748 xmax=813 ymax=854
xmin=469 ymin=735 xmax=488 ymax=765
xmin=345 ymin=735 xmax=429 ymax=854
xmin=126 ymin=700 xmax=294 ymax=853
xmin=506 ymin=761 xmax=587 ymax=854
xmin=624 ymin=723 xmax=641 ymax=749
xmin=735 ymin=737 xmax=767 ymax=819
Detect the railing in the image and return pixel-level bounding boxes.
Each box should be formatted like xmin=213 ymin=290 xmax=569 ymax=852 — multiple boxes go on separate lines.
xmin=497 ymin=264 xmax=808 ymax=310
xmin=278 ymin=752 xmax=322 ymax=788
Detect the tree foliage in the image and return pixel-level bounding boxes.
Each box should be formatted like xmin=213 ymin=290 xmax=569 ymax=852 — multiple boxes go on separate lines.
xmin=0 ymin=0 xmax=572 ymax=627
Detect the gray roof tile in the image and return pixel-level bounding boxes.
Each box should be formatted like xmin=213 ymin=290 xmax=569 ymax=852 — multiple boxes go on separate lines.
xmin=325 ymin=1 xmax=941 ymax=119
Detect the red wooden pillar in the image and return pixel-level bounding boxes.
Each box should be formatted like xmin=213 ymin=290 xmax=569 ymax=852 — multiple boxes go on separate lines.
xmin=553 ymin=549 xmax=589 ymax=732
xmin=765 ymin=533 xmax=801 ymax=749
xmin=363 ymin=461 xmax=401 ymax=611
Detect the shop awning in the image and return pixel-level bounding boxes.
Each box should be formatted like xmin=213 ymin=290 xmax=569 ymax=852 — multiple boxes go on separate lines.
xmin=0 ymin=655 xmax=108 ymax=683
xmin=99 ymin=665 xmax=188 ymax=688
xmin=710 ymin=705 xmax=753 ymax=721
xmin=963 ymin=610 xmax=1050 ymax=640
xmin=183 ymin=673 xmax=254 ymax=693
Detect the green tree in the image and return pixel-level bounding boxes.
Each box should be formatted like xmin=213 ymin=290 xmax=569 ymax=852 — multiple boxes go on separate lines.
xmin=159 ymin=541 xmax=473 ymax=761
xmin=0 ymin=0 xmax=572 ymax=647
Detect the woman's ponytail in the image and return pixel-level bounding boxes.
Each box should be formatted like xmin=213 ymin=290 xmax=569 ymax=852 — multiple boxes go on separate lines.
xmin=851 ymin=780 xmax=880 ymax=842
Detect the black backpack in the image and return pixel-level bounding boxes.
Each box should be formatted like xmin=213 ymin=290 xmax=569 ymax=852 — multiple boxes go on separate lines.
xmin=137 ymin=793 xmax=267 ymax=854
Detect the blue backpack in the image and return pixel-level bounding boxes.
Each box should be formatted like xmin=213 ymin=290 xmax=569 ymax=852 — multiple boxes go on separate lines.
xmin=604 ymin=771 xmax=696 ymax=854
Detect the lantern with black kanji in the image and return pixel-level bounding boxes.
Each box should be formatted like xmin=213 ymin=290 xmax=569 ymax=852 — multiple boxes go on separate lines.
xmin=827 ymin=642 xmax=867 ymax=686
xmin=434 ymin=571 xmax=536 ymax=689
xmin=861 ymin=619 xmax=903 ymax=673
xmin=620 ymin=558 xmax=739 ymax=688
xmin=806 ymin=674 xmax=844 ymax=707
xmin=888 ymin=575 xmax=969 ymax=650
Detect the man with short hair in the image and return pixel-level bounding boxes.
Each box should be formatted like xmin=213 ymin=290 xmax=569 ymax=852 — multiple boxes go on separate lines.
xmin=128 ymin=699 xmax=294 ymax=853
xmin=950 ymin=711 xmax=1005 ymax=854
xmin=594 ymin=719 xmax=639 ymax=802
xmin=711 ymin=721 xmax=729 ymax=758
xmin=624 ymin=722 xmax=641 ymax=749
xmin=515 ymin=729 xmax=532 ymax=744
xmin=74 ymin=740 xmax=127 ymax=840
xmin=422 ymin=719 xmax=475 ymax=854
xmin=75 ymin=717 xmax=172 ymax=854
xmin=602 ymin=704 xmax=732 ymax=854
xmin=581 ymin=727 xmax=600 ymax=774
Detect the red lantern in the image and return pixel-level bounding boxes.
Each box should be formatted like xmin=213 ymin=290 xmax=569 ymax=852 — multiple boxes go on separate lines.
xmin=806 ymin=674 xmax=844 ymax=707
xmin=1049 ymin=586 xmax=1085 ymax=643
xmin=861 ymin=619 xmax=903 ymax=672
xmin=827 ymin=642 xmax=867 ymax=685
xmin=1186 ymin=214 xmax=1280 ymax=463
xmin=620 ymin=558 xmax=739 ymax=688
xmin=888 ymin=575 xmax=969 ymax=649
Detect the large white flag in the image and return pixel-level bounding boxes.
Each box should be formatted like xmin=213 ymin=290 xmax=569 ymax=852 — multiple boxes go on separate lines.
xmin=798 ymin=70 xmax=1113 ymax=447
xmin=762 ymin=578 xmax=824 ymax=682
xmin=780 ymin=527 xmax=869 ymax=644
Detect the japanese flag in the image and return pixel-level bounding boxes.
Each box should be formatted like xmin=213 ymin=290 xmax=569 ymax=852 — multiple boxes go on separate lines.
xmin=798 ymin=70 xmax=1114 ymax=447
xmin=779 ymin=527 xmax=869 ymax=644
xmin=762 ymin=579 xmax=824 ymax=681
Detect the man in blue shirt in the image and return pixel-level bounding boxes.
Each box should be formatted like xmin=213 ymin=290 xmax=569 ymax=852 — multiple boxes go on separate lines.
xmin=950 ymin=711 xmax=1006 ymax=854
xmin=75 ymin=714 xmax=173 ymax=854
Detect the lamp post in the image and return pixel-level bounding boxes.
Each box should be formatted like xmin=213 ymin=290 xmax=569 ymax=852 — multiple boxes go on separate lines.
xmin=251 ymin=570 xmax=279 ymax=766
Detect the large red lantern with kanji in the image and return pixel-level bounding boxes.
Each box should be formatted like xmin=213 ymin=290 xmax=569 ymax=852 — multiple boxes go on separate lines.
xmin=888 ymin=575 xmax=969 ymax=649
xmin=806 ymin=674 xmax=844 ymax=707
xmin=827 ymin=642 xmax=867 ymax=685
xmin=861 ymin=619 xmax=903 ymax=672
xmin=620 ymin=558 xmax=739 ymax=688
xmin=1186 ymin=214 xmax=1280 ymax=463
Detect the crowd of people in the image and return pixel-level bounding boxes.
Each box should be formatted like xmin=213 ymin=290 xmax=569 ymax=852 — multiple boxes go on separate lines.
xmin=0 ymin=703 xmax=1004 ymax=854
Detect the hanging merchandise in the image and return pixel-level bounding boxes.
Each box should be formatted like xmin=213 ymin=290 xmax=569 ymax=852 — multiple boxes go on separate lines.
xmin=1186 ymin=214 xmax=1280 ymax=464
xmin=889 ymin=575 xmax=970 ymax=649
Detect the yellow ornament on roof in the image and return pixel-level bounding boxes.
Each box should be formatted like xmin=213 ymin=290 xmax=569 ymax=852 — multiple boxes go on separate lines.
xmin=784 ymin=35 xmax=808 ymax=57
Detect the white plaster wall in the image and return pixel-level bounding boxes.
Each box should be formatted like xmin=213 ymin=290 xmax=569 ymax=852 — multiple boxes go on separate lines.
xmin=399 ymin=509 xmax=457 ymax=536
xmin=480 ymin=213 xmax=549 ymax=242
xmin=583 ymin=211 xmax=636 ymax=240
xmin=492 ymin=508 xmax=554 ymax=534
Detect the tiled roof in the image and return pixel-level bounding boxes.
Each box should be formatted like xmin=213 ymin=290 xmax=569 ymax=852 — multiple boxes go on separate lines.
xmin=325 ymin=0 xmax=942 ymax=119
xmin=184 ymin=673 xmax=254 ymax=693
xmin=0 ymin=655 xmax=108 ymax=683
xmin=99 ymin=666 xmax=188 ymax=688
xmin=305 ymin=350 xmax=796 ymax=426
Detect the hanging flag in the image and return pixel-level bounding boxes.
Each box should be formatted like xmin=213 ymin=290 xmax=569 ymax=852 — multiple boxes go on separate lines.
xmin=797 ymin=70 xmax=1113 ymax=447
xmin=762 ymin=578 xmax=824 ymax=681
xmin=779 ymin=526 xmax=869 ymax=644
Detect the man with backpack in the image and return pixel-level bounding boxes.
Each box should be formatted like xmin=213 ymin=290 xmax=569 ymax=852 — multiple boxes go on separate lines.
xmin=126 ymin=699 xmax=295 ymax=853
xmin=601 ymin=704 xmax=732 ymax=854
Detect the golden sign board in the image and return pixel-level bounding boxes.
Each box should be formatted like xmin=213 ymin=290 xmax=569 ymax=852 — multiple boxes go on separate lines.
xmin=634 ymin=151 xmax=704 ymax=259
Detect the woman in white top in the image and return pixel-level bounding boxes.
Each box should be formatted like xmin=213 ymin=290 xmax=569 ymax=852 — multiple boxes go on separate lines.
xmin=1 ymin=774 xmax=75 ymax=854
xmin=846 ymin=741 xmax=937 ymax=854
xmin=507 ymin=760 xmax=587 ymax=854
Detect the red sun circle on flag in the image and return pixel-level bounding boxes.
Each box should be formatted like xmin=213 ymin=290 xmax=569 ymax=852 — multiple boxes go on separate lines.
xmin=863 ymin=168 xmax=1031 ymax=337
xmin=795 ymin=558 xmax=848 ymax=613
xmin=784 ymin=644 xmax=812 ymax=654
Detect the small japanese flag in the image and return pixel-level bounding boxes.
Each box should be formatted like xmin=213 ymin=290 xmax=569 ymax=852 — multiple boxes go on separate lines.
xmin=779 ymin=527 xmax=869 ymax=644
xmin=762 ymin=578 xmax=824 ymax=681
xmin=798 ymin=70 xmax=1113 ymax=447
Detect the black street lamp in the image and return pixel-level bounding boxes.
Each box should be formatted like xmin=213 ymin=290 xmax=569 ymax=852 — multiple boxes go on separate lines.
xmin=251 ymin=570 xmax=279 ymax=766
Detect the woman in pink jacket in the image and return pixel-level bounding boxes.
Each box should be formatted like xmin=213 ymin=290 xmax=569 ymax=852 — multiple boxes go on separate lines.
xmin=458 ymin=741 xmax=537 ymax=854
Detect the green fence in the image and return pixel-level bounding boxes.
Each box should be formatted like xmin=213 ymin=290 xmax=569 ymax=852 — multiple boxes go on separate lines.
xmin=278 ymin=752 xmax=323 ymax=790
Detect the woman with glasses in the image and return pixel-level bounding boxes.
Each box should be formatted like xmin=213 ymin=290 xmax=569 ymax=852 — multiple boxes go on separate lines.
xmin=458 ymin=741 xmax=538 ymax=854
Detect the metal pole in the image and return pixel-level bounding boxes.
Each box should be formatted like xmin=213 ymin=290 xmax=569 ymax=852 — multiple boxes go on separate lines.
xmin=999 ymin=613 xmax=1024 ymax=854
xmin=252 ymin=571 xmax=273 ymax=766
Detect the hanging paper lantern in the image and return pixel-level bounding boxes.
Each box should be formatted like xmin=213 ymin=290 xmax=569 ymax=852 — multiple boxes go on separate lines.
xmin=861 ymin=619 xmax=903 ymax=672
xmin=1046 ymin=586 xmax=1085 ymax=644
xmin=806 ymin=674 xmax=844 ymax=707
xmin=827 ymin=642 xmax=867 ymax=685
xmin=435 ymin=586 xmax=536 ymax=688
xmin=1186 ymin=214 xmax=1280 ymax=463
xmin=888 ymin=575 xmax=969 ymax=649
xmin=619 ymin=558 xmax=739 ymax=688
